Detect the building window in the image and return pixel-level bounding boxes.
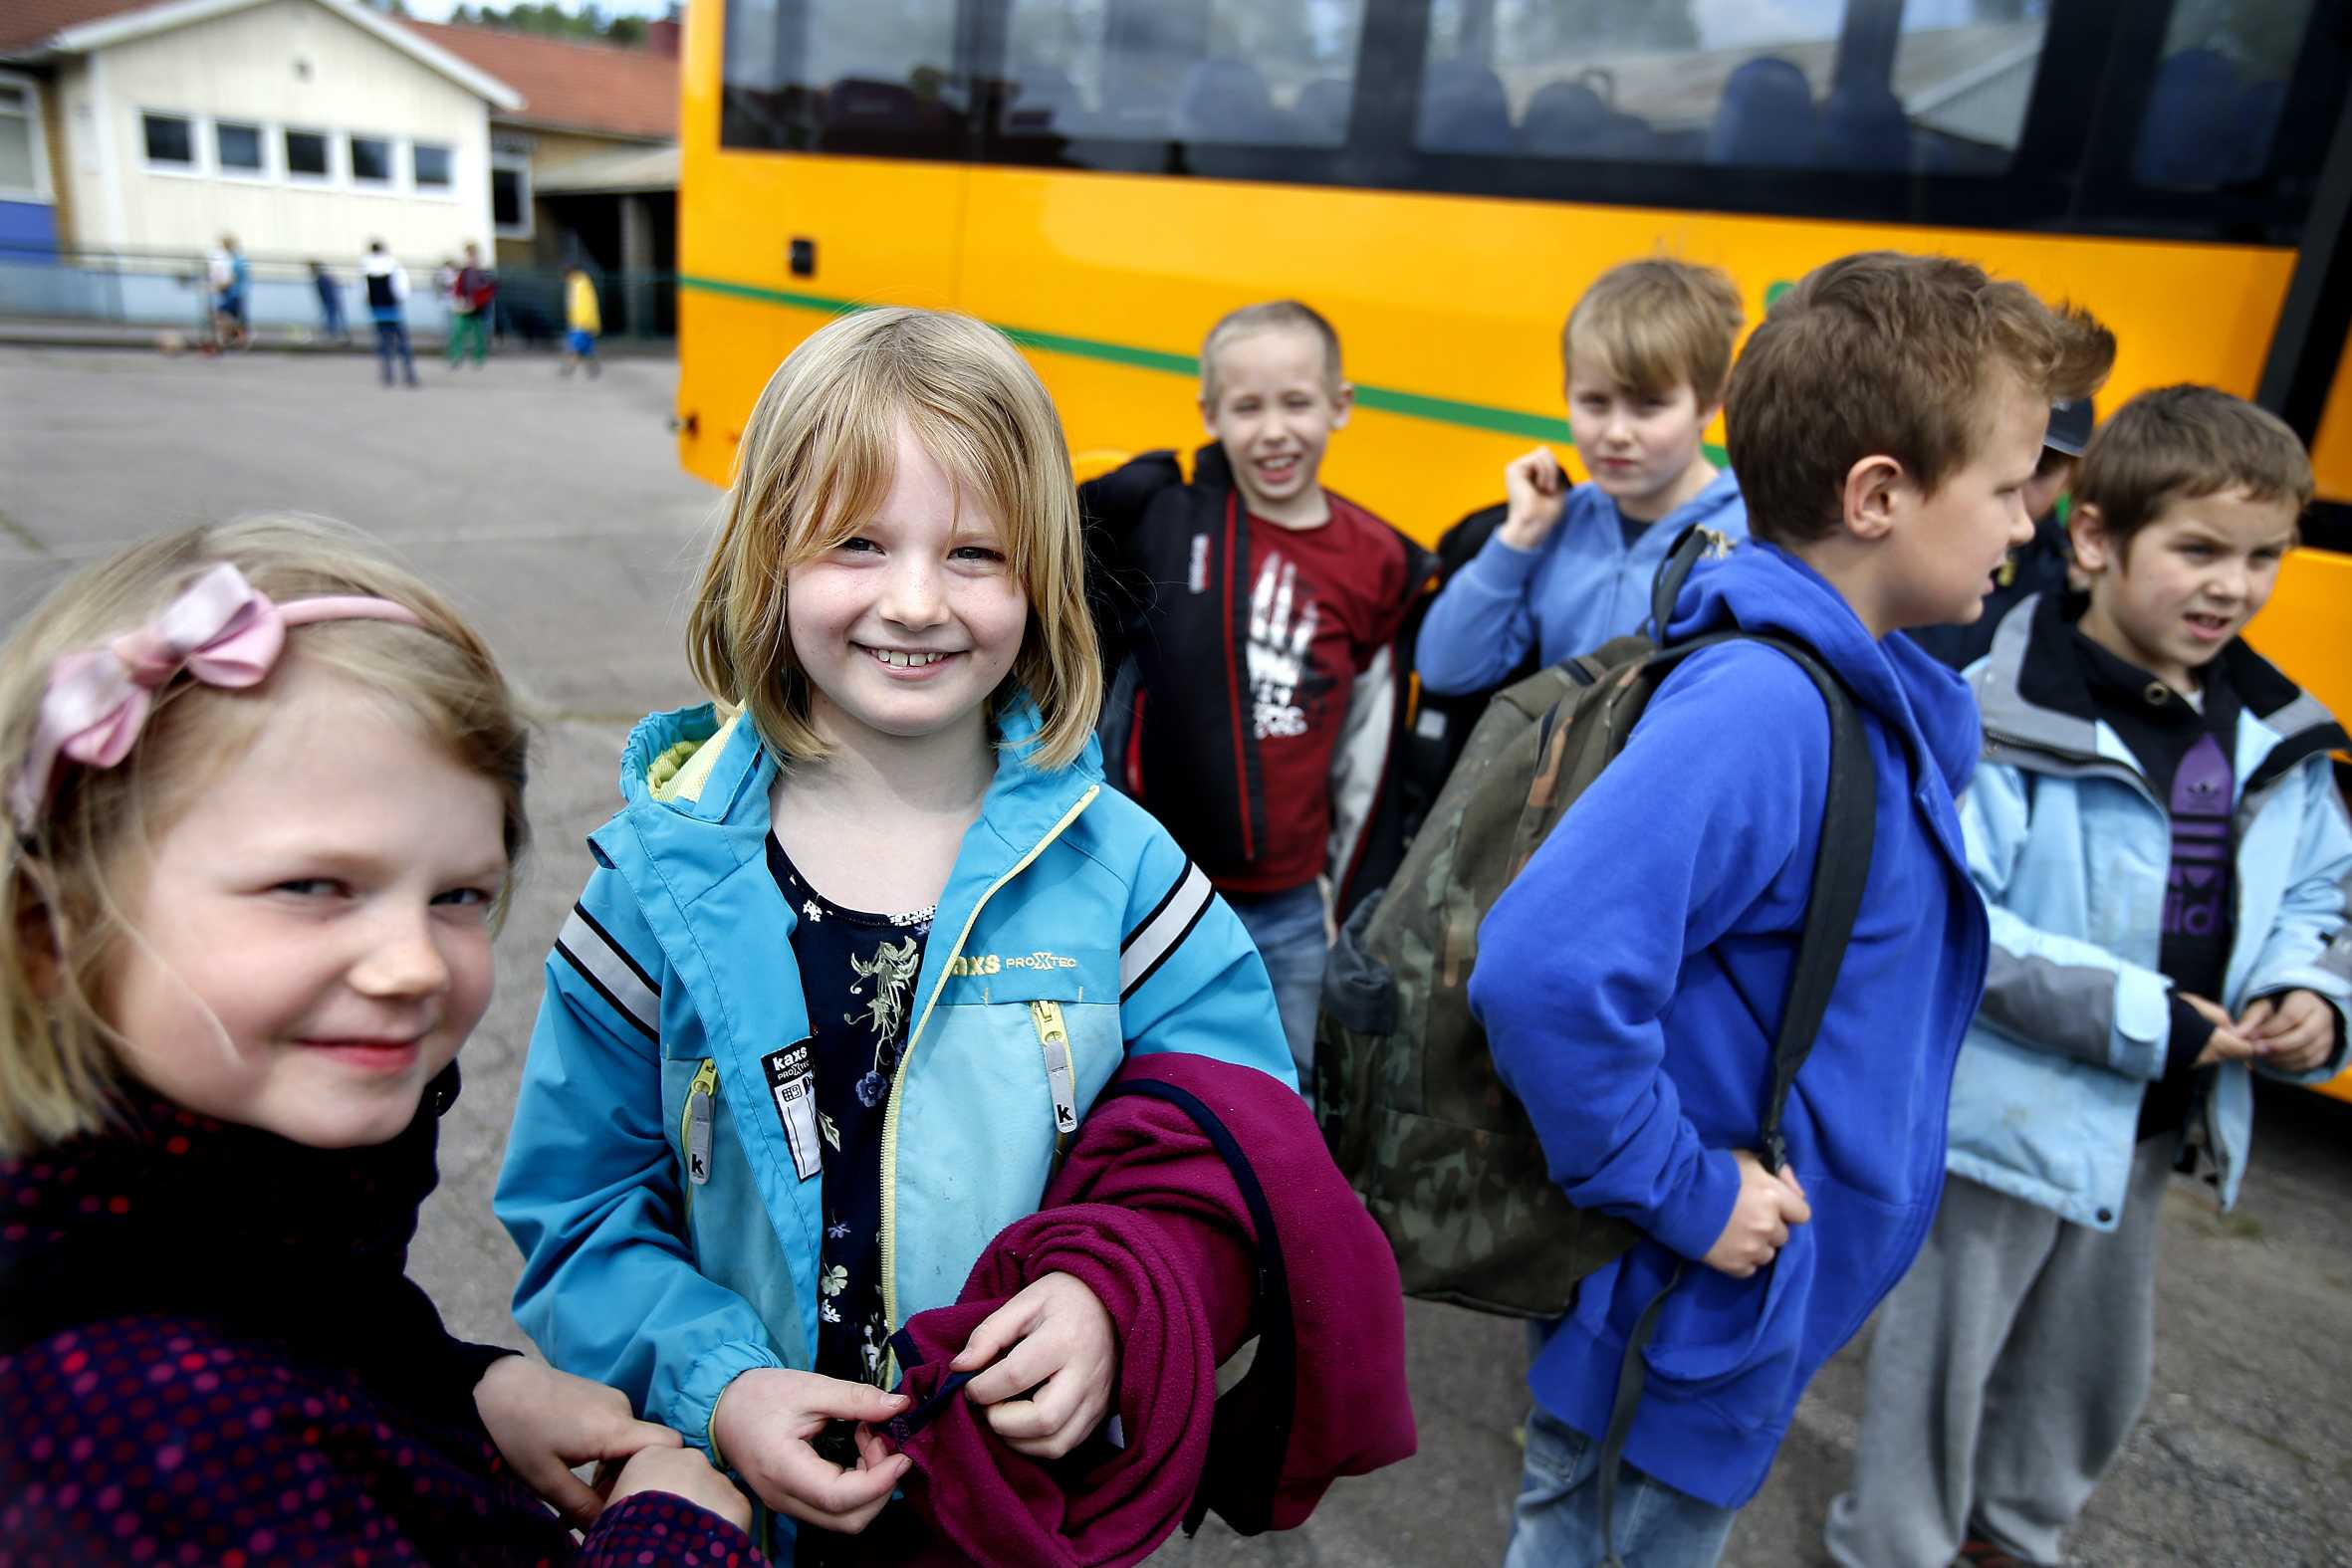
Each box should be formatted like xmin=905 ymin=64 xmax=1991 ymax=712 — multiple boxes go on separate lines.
xmin=0 ymin=76 xmax=44 ymax=199
xmin=350 ymin=134 xmax=392 ymax=185
xmin=491 ymin=152 xmax=532 ymax=238
xmin=412 ymin=140 xmax=452 ymax=189
xmin=215 ymin=120 xmax=264 ymax=174
xmin=285 ymin=127 xmax=331 ymax=178
xmin=142 ymin=112 xmax=194 ymax=167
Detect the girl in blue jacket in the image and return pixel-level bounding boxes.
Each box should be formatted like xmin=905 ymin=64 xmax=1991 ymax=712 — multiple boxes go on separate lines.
xmin=494 ymin=309 xmax=1295 ymax=1559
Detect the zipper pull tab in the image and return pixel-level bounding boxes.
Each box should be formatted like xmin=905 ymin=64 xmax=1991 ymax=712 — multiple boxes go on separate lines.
xmin=686 ymin=1059 xmax=717 ymax=1187
xmin=1032 ymin=1001 xmax=1078 ymax=1140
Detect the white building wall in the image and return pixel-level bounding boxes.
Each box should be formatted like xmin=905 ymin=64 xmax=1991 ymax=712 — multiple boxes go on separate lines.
xmin=87 ymin=0 xmax=494 ymax=266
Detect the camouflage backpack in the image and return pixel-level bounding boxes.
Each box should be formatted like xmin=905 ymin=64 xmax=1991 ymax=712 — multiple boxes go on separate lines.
xmin=1313 ymin=525 xmax=1877 ymax=1319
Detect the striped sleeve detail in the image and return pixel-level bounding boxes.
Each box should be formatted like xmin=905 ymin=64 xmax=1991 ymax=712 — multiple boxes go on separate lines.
xmin=555 ymin=904 xmax=661 ymax=1042
xmin=1121 ymin=861 xmax=1213 ymax=1001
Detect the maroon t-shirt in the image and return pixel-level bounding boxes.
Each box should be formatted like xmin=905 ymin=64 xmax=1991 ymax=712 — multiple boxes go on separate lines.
xmin=1215 ymin=494 xmax=1413 ymax=893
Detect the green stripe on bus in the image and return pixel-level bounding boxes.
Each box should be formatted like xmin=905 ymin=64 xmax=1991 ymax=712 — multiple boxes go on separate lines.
xmin=678 ymin=271 xmax=1728 ymax=463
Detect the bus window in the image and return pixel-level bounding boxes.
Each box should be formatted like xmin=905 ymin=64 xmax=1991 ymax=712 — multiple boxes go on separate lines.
xmin=2132 ymin=0 xmax=2316 ymax=189
xmin=722 ymin=0 xmax=968 ymax=155
xmin=1414 ymin=0 xmax=2053 ymax=175
xmin=998 ymin=0 xmax=1369 ymax=149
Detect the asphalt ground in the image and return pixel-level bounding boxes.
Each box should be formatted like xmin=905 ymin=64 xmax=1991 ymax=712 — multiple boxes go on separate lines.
xmin=4 ymin=344 xmax=2349 ymax=1568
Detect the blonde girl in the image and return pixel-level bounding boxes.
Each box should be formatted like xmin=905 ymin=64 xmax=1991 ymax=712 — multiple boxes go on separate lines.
xmin=495 ymin=308 xmax=1294 ymax=1557
xmin=0 ymin=518 xmax=753 ymax=1562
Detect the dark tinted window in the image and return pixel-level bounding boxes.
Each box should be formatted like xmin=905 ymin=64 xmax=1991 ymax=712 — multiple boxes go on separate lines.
xmin=414 ymin=141 xmax=453 ymax=188
xmin=142 ymin=112 xmax=192 ymax=166
xmin=722 ymin=0 xmax=969 ymax=156
xmin=2131 ymin=0 xmax=2315 ymax=189
xmin=492 ymin=166 xmax=527 ymax=228
xmin=350 ymin=135 xmax=392 ymax=184
xmin=285 ymin=128 xmax=330 ymax=177
xmin=215 ymin=121 xmax=263 ymax=172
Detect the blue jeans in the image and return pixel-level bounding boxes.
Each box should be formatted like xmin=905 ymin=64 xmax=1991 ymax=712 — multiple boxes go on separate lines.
xmin=1503 ymin=1406 xmax=1737 ymax=1568
xmin=1226 ymin=882 xmax=1325 ymax=1088
xmin=373 ymin=317 xmax=416 ymax=384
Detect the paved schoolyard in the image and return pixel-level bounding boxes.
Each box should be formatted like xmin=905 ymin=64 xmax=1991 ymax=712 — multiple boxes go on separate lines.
xmin=4 ymin=343 xmax=2349 ymax=1567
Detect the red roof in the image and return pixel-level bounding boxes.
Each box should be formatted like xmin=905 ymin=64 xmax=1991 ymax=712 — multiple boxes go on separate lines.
xmin=403 ymin=20 xmax=677 ymax=140
xmin=0 ymin=0 xmax=160 ymax=56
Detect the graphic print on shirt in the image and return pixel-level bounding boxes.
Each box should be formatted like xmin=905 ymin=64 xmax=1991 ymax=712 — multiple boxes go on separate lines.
xmin=2165 ymin=733 xmax=2234 ymax=939
xmin=1248 ymin=554 xmax=1324 ymax=741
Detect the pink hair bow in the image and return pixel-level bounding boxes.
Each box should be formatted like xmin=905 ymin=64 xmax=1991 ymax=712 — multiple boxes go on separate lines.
xmin=8 ymin=562 xmax=422 ymax=834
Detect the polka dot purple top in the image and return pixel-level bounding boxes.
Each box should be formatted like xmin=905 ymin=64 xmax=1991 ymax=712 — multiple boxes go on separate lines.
xmin=0 ymin=1069 xmax=759 ymax=1566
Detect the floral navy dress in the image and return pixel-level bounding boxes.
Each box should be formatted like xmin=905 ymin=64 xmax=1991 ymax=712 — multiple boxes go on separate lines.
xmin=766 ymin=833 xmax=931 ymax=1389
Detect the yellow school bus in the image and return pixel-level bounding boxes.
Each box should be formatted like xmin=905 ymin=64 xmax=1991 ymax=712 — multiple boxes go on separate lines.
xmin=672 ymin=0 xmax=2352 ymax=1100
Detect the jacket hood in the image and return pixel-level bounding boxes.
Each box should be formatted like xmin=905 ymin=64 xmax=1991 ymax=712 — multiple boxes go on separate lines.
xmin=1664 ymin=541 xmax=1981 ymax=798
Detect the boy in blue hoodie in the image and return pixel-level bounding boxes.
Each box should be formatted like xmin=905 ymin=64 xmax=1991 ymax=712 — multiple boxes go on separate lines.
xmin=1826 ymin=387 xmax=2351 ymax=1568
xmin=1415 ymin=257 xmax=1748 ymax=696
xmin=1472 ymin=252 xmax=2114 ymax=1566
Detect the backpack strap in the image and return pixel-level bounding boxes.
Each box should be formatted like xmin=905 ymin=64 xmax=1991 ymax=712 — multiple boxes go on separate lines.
xmin=1592 ymin=627 xmax=1877 ymax=1567
xmin=1646 ymin=522 xmax=1737 ymax=638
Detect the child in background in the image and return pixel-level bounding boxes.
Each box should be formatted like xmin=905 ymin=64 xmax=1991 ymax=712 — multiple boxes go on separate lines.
xmin=563 ymin=265 xmax=602 ymax=378
xmin=1827 ymin=386 xmax=2351 ymax=1568
xmin=1416 ymin=257 xmax=1748 ymax=697
xmin=362 ymin=238 xmax=419 ymax=389
xmin=447 ymin=242 xmax=494 ymax=369
xmin=495 ymin=308 xmax=1295 ymax=1561
xmin=0 ymin=517 xmax=753 ymax=1562
xmin=1081 ymin=301 xmax=1427 ymax=1077
xmin=1474 ymin=253 xmax=2112 ymax=1566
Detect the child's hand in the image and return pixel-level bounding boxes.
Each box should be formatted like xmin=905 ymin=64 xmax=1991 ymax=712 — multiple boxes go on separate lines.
xmin=2180 ymin=993 xmax=2261 ymax=1066
xmin=1701 ymin=1151 xmax=1811 ymax=1279
xmin=953 ymin=1270 xmax=1118 ymax=1459
xmin=602 ymin=1444 xmax=754 ymax=1534
xmin=1499 ymin=447 xmax=1571 ymax=549
xmin=2236 ymin=990 xmax=2341 ymax=1074
xmin=472 ymin=1356 xmax=681 ymax=1529
xmin=708 ymin=1368 xmax=911 ymax=1534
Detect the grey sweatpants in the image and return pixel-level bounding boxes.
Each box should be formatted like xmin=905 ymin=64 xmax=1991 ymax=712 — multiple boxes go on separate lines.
xmin=1824 ymin=1137 xmax=2176 ymax=1568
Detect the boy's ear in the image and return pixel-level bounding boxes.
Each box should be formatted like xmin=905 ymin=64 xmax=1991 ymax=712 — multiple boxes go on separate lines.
xmin=2067 ymin=502 xmax=2114 ymax=573
xmin=1198 ymin=395 xmax=1217 ymax=438
xmin=1330 ymin=380 xmax=1354 ymax=429
xmin=1841 ymin=454 xmax=1905 ymax=542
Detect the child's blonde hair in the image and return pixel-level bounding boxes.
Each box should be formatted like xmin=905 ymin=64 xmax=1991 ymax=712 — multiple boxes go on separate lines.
xmin=688 ymin=308 xmax=1102 ymax=772
xmin=1562 ymin=258 xmax=1746 ymax=407
xmin=0 ymin=517 xmax=530 ymax=1157
xmin=1199 ymin=300 xmax=1344 ymax=405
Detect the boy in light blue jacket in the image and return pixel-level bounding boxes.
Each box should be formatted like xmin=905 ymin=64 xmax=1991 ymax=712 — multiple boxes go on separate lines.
xmin=1474 ymin=253 xmax=2113 ymax=1566
xmin=1828 ymin=386 xmax=2352 ymax=1568
xmin=1415 ymin=257 xmax=1748 ymax=695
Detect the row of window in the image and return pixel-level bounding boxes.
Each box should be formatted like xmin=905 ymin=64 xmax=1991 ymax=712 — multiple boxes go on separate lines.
xmin=139 ymin=111 xmax=455 ymax=196
xmin=717 ymin=0 xmax=2343 ymax=243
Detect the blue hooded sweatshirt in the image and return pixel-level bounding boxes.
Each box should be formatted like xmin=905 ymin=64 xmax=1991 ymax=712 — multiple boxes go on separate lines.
xmin=1415 ymin=469 xmax=1748 ymax=695
xmin=1469 ymin=542 xmax=1990 ymax=1507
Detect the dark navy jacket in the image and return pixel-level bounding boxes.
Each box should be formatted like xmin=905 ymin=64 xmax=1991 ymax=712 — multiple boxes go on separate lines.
xmin=1470 ymin=542 xmax=1990 ymax=1506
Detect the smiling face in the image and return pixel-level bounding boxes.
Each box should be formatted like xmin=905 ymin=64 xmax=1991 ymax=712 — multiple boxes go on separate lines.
xmin=1564 ymin=356 xmax=1720 ymax=522
xmin=1876 ymin=372 xmax=2048 ymax=632
xmin=2074 ymin=487 xmax=2298 ymax=691
xmin=101 ymin=666 xmax=508 ymax=1148
xmin=1200 ymin=326 xmax=1352 ymax=527
xmin=787 ymin=417 xmax=1030 ymax=756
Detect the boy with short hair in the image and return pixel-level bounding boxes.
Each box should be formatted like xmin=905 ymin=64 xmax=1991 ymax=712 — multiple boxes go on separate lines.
xmin=1415 ymin=257 xmax=1748 ymax=697
xmin=1827 ymin=385 xmax=2352 ymax=1568
xmin=1472 ymin=252 xmax=2112 ymax=1565
xmin=1081 ymin=301 xmax=1427 ymax=1080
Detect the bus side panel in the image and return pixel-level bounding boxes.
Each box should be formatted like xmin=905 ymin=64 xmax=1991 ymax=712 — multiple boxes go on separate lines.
xmin=2307 ymin=321 xmax=2352 ymax=507
xmin=953 ymin=166 xmax=2298 ymax=546
xmin=675 ymin=6 xmax=968 ymax=486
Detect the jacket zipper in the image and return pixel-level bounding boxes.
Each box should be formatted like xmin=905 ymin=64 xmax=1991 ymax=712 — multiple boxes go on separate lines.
xmin=679 ymin=1058 xmax=718 ymax=1221
xmin=876 ymin=785 xmax=1099 ymax=1333
xmin=1032 ymin=1000 xmax=1079 ymax=1157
